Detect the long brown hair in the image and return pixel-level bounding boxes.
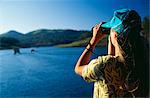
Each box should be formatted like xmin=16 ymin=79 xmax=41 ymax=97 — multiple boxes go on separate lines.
xmin=117 ymin=17 xmax=149 ymax=96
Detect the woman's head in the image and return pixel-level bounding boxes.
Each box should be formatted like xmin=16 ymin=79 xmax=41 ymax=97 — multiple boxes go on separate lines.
xmin=101 ymin=9 xmax=142 ymax=46
xmin=102 ymin=9 xmax=142 ymax=63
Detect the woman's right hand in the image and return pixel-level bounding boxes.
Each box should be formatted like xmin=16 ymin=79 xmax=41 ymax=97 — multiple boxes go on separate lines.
xmin=110 ymin=29 xmax=118 ymax=47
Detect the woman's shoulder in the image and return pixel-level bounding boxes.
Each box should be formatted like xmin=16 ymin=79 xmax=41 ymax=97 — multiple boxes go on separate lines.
xmin=98 ymin=55 xmax=119 ymax=62
xmin=96 ymin=55 xmax=121 ymax=66
xmin=97 ymin=55 xmax=126 ymax=69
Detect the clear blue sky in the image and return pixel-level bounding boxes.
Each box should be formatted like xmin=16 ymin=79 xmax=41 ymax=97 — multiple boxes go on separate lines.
xmin=0 ymin=0 xmax=149 ymax=34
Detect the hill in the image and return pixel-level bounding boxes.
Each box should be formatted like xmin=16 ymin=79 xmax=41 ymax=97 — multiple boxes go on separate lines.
xmin=0 ymin=30 xmax=26 ymax=41
xmin=0 ymin=29 xmax=93 ymax=49
xmin=0 ymin=37 xmax=20 ymax=49
xmin=24 ymin=29 xmax=91 ymax=46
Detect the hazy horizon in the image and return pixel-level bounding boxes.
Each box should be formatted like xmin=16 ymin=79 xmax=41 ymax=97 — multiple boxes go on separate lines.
xmin=1 ymin=28 xmax=91 ymax=34
xmin=0 ymin=0 xmax=149 ymax=34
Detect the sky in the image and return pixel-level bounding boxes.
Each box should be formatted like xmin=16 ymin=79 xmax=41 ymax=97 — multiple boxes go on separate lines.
xmin=0 ymin=0 xmax=149 ymax=34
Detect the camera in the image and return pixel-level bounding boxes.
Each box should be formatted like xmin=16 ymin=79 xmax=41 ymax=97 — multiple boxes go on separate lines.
xmin=101 ymin=27 xmax=110 ymax=34
xmin=91 ymin=26 xmax=110 ymax=34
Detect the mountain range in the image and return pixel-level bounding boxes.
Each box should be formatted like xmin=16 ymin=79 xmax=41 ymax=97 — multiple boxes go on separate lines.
xmin=0 ymin=29 xmax=96 ymax=49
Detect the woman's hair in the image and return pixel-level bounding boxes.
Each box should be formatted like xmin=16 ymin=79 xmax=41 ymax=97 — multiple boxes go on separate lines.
xmin=117 ymin=10 xmax=143 ymax=69
xmin=116 ymin=11 xmax=149 ymax=96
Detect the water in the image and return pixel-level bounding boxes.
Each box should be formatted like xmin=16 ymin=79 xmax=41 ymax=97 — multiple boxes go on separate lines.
xmin=0 ymin=47 xmax=107 ymax=98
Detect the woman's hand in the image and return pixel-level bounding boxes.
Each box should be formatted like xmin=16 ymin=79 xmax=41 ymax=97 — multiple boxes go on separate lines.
xmin=108 ymin=36 xmax=115 ymax=55
xmin=90 ymin=23 xmax=106 ymax=45
xmin=110 ymin=29 xmax=118 ymax=47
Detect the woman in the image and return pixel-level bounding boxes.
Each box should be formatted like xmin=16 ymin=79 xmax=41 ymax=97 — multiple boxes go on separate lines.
xmin=75 ymin=9 xmax=149 ymax=98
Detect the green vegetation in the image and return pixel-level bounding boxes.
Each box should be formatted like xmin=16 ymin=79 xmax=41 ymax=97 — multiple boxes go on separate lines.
xmin=56 ymin=36 xmax=108 ymax=48
xmin=0 ymin=29 xmax=91 ymax=49
xmin=57 ymin=38 xmax=91 ymax=47
xmin=0 ymin=37 xmax=20 ymax=49
xmin=25 ymin=29 xmax=90 ymax=46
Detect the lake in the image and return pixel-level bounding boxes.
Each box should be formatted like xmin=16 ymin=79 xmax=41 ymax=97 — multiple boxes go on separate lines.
xmin=0 ymin=47 xmax=107 ymax=98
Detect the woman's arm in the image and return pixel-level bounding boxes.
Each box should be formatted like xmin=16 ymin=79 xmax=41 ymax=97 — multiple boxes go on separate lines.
xmin=75 ymin=23 xmax=106 ymax=76
xmin=74 ymin=38 xmax=97 ymax=75
xmin=108 ymin=36 xmax=115 ymax=55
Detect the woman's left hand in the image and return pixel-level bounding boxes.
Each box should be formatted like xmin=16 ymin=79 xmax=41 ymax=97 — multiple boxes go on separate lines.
xmin=90 ymin=23 xmax=106 ymax=45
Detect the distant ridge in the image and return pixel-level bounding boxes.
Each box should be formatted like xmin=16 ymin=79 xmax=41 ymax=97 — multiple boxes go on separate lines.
xmin=0 ymin=30 xmax=26 ymax=41
xmin=0 ymin=29 xmax=92 ymax=49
